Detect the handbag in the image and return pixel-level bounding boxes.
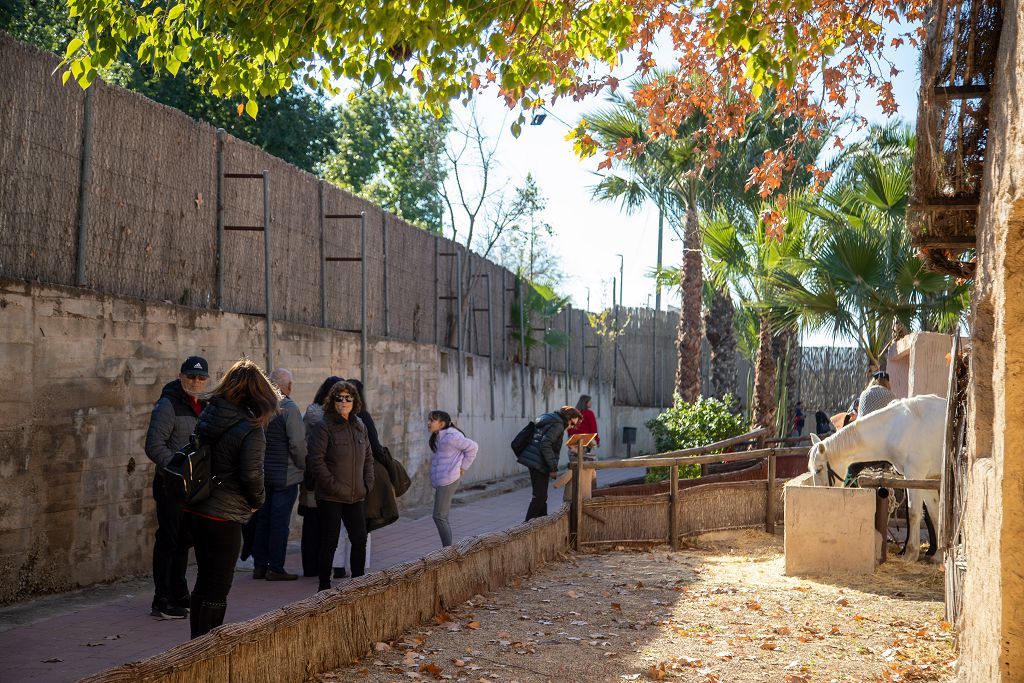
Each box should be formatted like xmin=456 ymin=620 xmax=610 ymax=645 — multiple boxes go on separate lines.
xmin=380 ymin=446 xmax=412 ymax=497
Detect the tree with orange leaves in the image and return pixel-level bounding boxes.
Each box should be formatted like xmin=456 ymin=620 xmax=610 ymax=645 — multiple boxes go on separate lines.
xmin=66 ymin=0 xmax=924 ymax=199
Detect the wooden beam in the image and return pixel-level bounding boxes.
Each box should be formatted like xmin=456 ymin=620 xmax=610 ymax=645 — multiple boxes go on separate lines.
xmin=669 ymin=465 xmax=679 ymax=550
xmin=911 ymin=235 xmax=977 ymax=249
xmin=856 ymin=477 xmax=941 ymax=491
xmin=932 ymin=84 xmax=990 ymax=101
xmin=584 ymin=446 xmax=808 ymax=469
xmin=765 ymin=453 xmax=777 ymax=535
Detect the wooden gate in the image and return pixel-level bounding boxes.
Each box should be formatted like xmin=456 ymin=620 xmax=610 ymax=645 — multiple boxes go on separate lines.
xmin=940 ymin=335 xmax=970 ymax=624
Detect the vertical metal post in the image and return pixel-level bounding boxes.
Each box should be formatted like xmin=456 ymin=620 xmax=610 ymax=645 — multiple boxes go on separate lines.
xmin=669 ymin=464 xmax=679 ymax=550
xmin=485 ymin=273 xmax=495 ymax=420
xmin=565 ymin=305 xmax=571 ymax=406
xmin=434 ymin=237 xmax=440 ymax=345
xmin=652 ymin=305 xmax=658 ymax=406
xmin=360 ymin=211 xmax=367 ymax=384
xmin=501 ymin=271 xmax=508 ymax=361
xmin=612 ymin=278 xmax=619 ymax=405
xmin=382 ymin=214 xmax=390 ymax=337
xmin=875 ymin=487 xmax=890 ymax=564
xmin=318 ymin=182 xmax=326 ymax=327
xmin=765 ymin=450 xmax=777 ymax=534
xmin=261 ymin=170 xmax=273 ymax=372
xmin=75 ymin=86 xmax=95 ymax=287
xmin=455 ymin=249 xmax=463 ymax=414
xmin=518 ymin=277 xmax=527 ymax=418
xmin=215 ymin=128 xmax=225 ymax=306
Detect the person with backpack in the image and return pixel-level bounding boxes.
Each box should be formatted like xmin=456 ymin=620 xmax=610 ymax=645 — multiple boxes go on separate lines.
xmin=517 ymin=406 xmax=582 ymax=521
xmin=181 ymin=359 xmax=281 ymax=638
xmin=144 ymin=355 xmax=209 ymax=620
xmin=306 ymin=380 xmax=375 ymax=591
xmin=427 ymin=411 xmax=478 ymax=546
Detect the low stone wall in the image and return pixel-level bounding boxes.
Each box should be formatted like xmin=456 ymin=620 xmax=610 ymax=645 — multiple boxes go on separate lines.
xmin=79 ymin=507 xmax=569 ymax=683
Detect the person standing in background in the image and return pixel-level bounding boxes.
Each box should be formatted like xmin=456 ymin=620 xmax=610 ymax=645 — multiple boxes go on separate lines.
xmin=251 ymin=368 xmax=305 ymax=581
xmin=567 ymin=394 xmax=600 ymax=450
xmin=427 ymin=411 xmax=478 ymax=546
xmin=298 ymin=376 xmax=342 ymax=578
xmin=307 ymin=381 xmax=374 ymax=591
xmin=144 ymin=355 xmax=209 ymax=620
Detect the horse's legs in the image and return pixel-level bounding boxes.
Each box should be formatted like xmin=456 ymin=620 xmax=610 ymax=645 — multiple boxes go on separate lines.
xmin=922 ymin=490 xmax=942 ymax=561
xmin=904 ymin=492 xmax=922 ymax=562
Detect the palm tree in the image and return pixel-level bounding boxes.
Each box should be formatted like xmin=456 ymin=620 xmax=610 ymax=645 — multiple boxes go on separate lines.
xmin=585 ymin=78 xmax=706 ymax=402
xmin=703 ymin=198 xmax=811 ymax=429
xmin=773 ymin=124 xmax=968 ymax=371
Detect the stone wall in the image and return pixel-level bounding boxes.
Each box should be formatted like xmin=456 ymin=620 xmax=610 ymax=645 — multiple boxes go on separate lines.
xmin=961 ymin=0 xmax=1024 ymax=678
xmin=0 ymin=277 xmax=656 ymax=604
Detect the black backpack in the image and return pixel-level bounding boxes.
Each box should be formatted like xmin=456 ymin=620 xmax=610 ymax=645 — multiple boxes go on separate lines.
xmin=511 ymin=421 xmax=536 ymax=457
xmin=162 ymin=421 xmax=247 ymax=504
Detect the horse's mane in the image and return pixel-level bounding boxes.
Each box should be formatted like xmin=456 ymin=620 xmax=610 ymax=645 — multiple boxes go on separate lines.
xmin=822 ymin=415 xmax=865 ymax=457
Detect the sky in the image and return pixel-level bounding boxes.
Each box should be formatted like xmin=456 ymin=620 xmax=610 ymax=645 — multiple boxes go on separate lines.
xmin=438 ymin=29 xmax=923 ymax=346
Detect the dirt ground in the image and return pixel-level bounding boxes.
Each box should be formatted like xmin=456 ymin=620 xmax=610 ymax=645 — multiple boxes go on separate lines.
xmin=318 ymin=530 xmax=956 ymax=682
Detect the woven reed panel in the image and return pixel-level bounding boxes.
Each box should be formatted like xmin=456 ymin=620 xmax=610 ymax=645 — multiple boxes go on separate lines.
xmin=0 ymin=35 xmax=83 ymax=286
xmin=86 ymin=82 xmax=216 ymax=306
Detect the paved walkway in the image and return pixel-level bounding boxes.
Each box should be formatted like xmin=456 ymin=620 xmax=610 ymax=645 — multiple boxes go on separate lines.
xmin=0 ymin=468 xmax=643 ymax=682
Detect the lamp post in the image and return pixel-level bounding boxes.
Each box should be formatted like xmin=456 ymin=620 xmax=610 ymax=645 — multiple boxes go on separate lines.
xmin=616 ymin=254 xmax=624 ymax=307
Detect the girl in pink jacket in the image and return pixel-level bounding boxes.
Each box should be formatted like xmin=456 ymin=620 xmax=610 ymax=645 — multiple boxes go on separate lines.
xmin=427 ymin=411 xmax=478 ymax=546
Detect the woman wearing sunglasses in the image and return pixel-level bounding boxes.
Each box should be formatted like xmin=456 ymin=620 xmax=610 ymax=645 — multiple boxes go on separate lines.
xmin=306 ymin=380 xmax=375 ymax=591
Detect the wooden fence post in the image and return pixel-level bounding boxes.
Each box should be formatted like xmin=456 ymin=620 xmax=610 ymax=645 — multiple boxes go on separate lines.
xmin=571 ymin=458 xmax=583 ymax=550
xmin=669 ymin=464 xmax=679 ymax=550
xmin=765 ymin=450 xmax=777 ymax=534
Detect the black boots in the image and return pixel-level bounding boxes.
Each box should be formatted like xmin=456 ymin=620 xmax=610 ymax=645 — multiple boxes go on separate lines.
xmin=189 ymin=595 xmax=228 ymax=638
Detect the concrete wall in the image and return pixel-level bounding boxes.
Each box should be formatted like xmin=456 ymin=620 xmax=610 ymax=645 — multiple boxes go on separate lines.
xmin=0 ymin=276 xmax=664 ymax=604
xmin=886 ymin=331 xmax=958 ymax=400
xmin=960 ymin=0 xmax=1024 ymax=678
xmin=783 ymin=473 xmax=876 ymax=576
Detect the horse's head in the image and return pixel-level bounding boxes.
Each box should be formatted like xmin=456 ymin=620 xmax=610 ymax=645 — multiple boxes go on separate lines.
xmin=808 ymin=432 xmax=829 ymax=486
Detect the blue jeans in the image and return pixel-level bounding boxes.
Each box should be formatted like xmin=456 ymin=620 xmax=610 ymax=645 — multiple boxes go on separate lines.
xmin=252 ymin=484 xmax=299 ymax=573
xmin=433 ymin=480 xmax=460 ymax=547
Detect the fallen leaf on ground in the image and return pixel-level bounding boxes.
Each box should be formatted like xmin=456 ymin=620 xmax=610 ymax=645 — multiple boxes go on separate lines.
xmin=467 ymin=621 xmax=481 ymax=629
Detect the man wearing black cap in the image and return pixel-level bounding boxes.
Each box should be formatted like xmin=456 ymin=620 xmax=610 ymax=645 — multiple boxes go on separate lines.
xmin=144 ymin=355 xmax=209 ymax=619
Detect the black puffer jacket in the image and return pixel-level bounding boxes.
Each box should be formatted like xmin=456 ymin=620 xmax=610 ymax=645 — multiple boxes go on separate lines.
xmin=144 ymin=380 xmax=205 ymax=471
xmin=306 ymin=412 xmax=375 ymax=504
xmin=516 ymin=411 xmax=567 ymax=474
xmin=184 ymin=397 xmax=266 ymax=524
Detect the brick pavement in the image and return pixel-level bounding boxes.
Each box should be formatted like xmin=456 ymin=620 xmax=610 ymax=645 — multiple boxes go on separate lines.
xmin=0 ymin=468 xmax=643 ymax=682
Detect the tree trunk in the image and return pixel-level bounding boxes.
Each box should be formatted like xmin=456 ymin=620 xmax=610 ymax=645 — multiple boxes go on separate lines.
xmin=704 ymin=286 xmax=737 ymax=400
xmin=674 ymin=203 xmax=703 ymax=402
xmin=771 ymin=326 xmax=799 ymax=433
xmin=751 ymin=314 xmax=777 ymax=429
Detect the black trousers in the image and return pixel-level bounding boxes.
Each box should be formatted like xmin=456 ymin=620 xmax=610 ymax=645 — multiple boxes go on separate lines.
xmin=152 ymin=476 xmax=191 ymax=605
xmin=185 ymin=514 xmax=242 ymax=605
xmin=317 ymin=500 xmax=367 ymax=586
xmin=525 ymin=468 xmax=551 ymax=521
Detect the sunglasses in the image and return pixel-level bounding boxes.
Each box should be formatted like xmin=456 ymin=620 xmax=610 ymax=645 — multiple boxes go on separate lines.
xmin=333 ymin=394 xmax=354 ymax=403
xmin=184 ymin=374 xmax=207 ymax=381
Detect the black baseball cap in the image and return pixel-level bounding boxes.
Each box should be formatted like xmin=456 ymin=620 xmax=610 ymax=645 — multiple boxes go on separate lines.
xmin=180 ymin=356 xmax=209 ymax=377
xmin=872 ymin=370 xmax=890 ymax=380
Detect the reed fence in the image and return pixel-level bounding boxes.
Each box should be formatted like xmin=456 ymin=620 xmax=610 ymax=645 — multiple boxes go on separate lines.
xmin=79 ymin=509 xmax=569 ymax=682
xmin=567 ymin=428 xmax=808 ymax=549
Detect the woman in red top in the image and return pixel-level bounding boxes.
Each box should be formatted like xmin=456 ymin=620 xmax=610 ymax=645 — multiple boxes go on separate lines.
xmin=568 ymin=394 xmax=600 ymax=447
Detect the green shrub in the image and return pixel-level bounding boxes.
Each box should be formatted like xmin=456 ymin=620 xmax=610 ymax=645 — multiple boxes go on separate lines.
xmin=644 ymin=394 xmax=749 ymax=483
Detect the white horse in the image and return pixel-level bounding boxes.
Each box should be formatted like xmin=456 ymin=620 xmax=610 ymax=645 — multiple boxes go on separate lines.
xmin=808 ymin=394 xmax=946 ymax=562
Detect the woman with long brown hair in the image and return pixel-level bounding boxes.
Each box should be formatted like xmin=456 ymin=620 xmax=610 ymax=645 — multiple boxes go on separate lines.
xmin=182 ymin=358 xmax=281 ymax=638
